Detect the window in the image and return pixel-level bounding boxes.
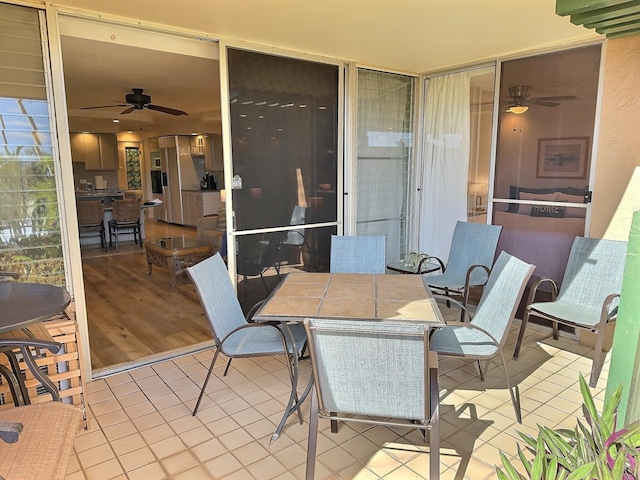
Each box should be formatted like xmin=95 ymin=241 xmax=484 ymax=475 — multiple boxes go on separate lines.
xmin=0 ymin=4 xmax=65 ymax=284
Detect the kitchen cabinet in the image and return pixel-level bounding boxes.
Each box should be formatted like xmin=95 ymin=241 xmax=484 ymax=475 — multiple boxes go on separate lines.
xmin=181 ymin=190 xmax=222 ymax=226
xmin=70 ymin=133 xmax=118 ymax=170
xmin=190 ymin=134 xmax=222 ymax=171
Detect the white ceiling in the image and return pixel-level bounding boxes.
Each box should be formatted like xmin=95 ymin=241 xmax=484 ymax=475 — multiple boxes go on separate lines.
xmin=56 ymin=0 xmax=600 ymax=133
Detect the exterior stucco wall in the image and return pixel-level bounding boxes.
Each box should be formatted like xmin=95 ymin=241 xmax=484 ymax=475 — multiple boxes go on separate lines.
xmin=592 ymin=36 xmax=640 ymax=238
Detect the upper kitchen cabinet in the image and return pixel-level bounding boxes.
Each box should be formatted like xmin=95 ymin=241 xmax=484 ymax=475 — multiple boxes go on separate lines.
xmin=190 ymin=134 xmax=222 ymax=171
xmin=70 ymin=133 xmax=118 ymax=170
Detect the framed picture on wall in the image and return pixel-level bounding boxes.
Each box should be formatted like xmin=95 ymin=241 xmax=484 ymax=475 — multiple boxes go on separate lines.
xmin=536 ymin=137 xmax=590 ymax=179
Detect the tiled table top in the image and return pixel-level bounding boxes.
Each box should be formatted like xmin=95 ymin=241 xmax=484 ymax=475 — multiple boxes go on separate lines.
xmin=255 ymin=272 xmax=444 ymax=325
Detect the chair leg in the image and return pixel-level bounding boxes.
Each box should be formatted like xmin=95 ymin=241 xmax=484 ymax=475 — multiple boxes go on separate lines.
xmin=3 ymin=351 xmax=29 ymax=404
xmin=193 ymin=348 xmax=222 ymax=416
xmin=476 ymin=360 xmax=485 ymax=382
xmin=498 ymin=350 xmax=521 ymax=423
xmin=223 ymin=358 xmax=232 ymax=376
xmin=513 ymin=310 xmax=531 ymax=359
xmin=305 ymin=386 xmax=319 ymax=480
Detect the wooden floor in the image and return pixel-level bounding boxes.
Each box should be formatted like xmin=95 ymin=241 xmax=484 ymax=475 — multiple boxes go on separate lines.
xmin=81 ymin=221 xmax=213 ymax=372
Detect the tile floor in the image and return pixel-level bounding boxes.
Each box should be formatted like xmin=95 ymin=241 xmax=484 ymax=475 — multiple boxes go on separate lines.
xmin=65 ymin=321 xmax=609 ymax=480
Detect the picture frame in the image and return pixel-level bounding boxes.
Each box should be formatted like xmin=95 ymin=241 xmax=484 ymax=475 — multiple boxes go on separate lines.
xmin=536 ymin=137 xmax=589 ymax=179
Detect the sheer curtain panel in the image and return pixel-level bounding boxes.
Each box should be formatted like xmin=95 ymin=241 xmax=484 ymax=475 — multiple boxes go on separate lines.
xmin=419 ymin=72 xmax=471 ymax=262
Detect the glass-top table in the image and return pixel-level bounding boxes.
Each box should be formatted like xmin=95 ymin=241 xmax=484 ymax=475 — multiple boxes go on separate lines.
xmin=386 ymin=257 xmax=444 ymax=274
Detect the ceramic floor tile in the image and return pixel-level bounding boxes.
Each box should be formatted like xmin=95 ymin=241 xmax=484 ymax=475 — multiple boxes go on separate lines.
xmin=68 ymin=325 xmax=610 ymax=480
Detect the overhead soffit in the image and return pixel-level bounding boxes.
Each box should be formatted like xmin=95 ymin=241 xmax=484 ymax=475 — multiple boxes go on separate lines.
xmin=557 ymin=0 xmax=640 ymax=38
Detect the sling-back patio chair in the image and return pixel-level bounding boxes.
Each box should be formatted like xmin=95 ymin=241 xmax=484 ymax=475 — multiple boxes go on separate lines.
xmin=513 ymin=236 xmax=628 ymax=387
xmin=329 ymin=235 xmax=386 ymax=274
xmin=187 ymin=253 xmax=308 ymax=418
xmin=425 ymin=221 xmax=502 ymax=312
xmin=430 ymin=251 xmax=535 ymax=423
xmin=303 ymin=318 xmax=439 ymax=480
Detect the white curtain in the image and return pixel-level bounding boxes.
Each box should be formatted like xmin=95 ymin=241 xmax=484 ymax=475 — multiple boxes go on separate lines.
xmin=419 ymin=72 xmax=471 ymax=262
xmin=356 ymin=70 xmax=414 ymax=261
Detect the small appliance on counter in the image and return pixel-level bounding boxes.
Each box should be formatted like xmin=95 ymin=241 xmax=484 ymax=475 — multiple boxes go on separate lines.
xmin=94 ymin=176 xmax=108 ymax=190
xmin=200 ymin=173 xmax=217 ymax=190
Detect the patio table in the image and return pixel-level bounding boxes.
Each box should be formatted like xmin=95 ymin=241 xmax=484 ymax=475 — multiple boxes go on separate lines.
xmin=253 ymin=272 xmax=445 ymax=439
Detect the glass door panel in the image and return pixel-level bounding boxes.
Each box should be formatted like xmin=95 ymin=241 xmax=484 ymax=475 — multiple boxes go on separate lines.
xmin=226 ymin=48 xmax=339 ymax=309
xmin=492 ymin=45 xmax=601 ymax=285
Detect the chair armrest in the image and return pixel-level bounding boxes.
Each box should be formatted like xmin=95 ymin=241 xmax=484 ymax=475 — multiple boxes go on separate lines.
xmin=0 ymin=272 xmax=19 ymax=280
xmin=0 ymin=421 xmax=23 ymax=443
xmin=463 ymin=264 xmax=491 ymax=308
xmin=418 ymin=256 xmax=444 ymax=274
xmin=525 ymin=277 xmax=558 ymax=309
xmin=431 ymin=294 xmax=473 ymax=322
xmin=246 ymin=300 xmax=266 ymax=322
xmin=602 ymin=293 xmax=620 ymax=322
xmin=428 ymin=255 xmax=446 ymax=273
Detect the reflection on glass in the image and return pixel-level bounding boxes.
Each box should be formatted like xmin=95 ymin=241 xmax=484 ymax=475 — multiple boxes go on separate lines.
xmin=227 ymin=49 xmax=339 ymax=233
xmin=492 ymin=45 xmax=599 ymax=285
xmin=235 ymin=226 xmax=336 ymax=312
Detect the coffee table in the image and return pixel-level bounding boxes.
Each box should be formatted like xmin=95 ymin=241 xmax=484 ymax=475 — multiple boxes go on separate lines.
xmin=145 ymin=236 xmax=213 ymax=286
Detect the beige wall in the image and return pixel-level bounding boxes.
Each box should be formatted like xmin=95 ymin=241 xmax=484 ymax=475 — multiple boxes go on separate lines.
xmin=592 ymin=36 xmax=640 ymax=238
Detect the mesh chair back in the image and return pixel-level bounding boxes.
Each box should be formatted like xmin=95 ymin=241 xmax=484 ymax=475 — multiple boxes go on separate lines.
xmin=470 ymin=251 xmax=535 ymax=350
xmin=556 ymin=237 xmax=627 ymax=314
xmin=77 ymin=200 xmax=104 ymax=227
xmin=304 ymin=318 xmax=430 ymax=421
xmin=187 ymin=254 xmax=247 ymax=346
xmin=443 ymin=221 xmax=502 ymax=285
xmin=329 ymin=235 xmax=386 ymax=274
xmin=112 ymin=199 xmax=140 ymax=223
xmin=284 ymin=206 xmax=306 ymax=246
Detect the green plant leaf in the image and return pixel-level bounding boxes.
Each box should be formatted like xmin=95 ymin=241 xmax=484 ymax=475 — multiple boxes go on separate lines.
xmin=531 ymin=435 xmax=547 ymax=480
xmin=517 ymin=444 xmax=533 ymax=476
xmin=566 ymin=462 xmax=596 ymax=480
xmin=498 ymin=451 xmax=524 ymax=480
xmin=545 ymin=457 xmax=559 ymax=480
xmin=579 ymin=375 xmax=598 ymax=424
xmin=611 ymin=449 xmax=626 ymax=480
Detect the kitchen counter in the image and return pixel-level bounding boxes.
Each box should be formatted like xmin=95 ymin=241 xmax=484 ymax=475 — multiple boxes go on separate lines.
xmin=76 ymin=190 xmax=125 ymax=206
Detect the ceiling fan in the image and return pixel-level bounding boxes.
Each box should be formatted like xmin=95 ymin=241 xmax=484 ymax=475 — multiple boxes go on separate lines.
xmin=80 ymin=88 xmax=188 ymax=116
xmin=504 ymin=85 xmax=576 ymax=114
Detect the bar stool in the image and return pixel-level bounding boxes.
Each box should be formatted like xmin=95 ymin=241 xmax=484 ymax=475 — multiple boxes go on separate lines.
xmin=108 ymin=199 xmax=141 ymax=251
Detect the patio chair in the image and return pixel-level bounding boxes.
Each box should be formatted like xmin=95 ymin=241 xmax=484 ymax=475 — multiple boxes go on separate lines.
xmin=303 ymin=318 xmax=439 ymax=480
xmin=329 ymin=235 xmax=386 ymax=273
xmin=425 ymin=221 xmax=502 ymax=313
xmin=430 ymin=251 xmax=535 ymax=423
xmin=513 ymin=236 xmax=628 ymax=387
xmin=0 ymin=402 xmax=84 ymax=480
xmin=187 ymin=253 xmax=308 ymax=417
xmin=237 ymin=230 xmax=288 ymax=294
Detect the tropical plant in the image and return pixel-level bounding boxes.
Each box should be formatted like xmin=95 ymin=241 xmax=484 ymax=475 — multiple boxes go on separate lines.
xmin=496 ymin=375 xmax=640 ymax=480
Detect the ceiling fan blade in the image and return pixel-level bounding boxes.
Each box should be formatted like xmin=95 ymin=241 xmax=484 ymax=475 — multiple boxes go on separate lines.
xmin=529 ymin=99 xmax=560 ymax=107
xmin=147 ymin=104 xmax=188 ymax=116
xmin=79 ymin=104 xmax=128 ymax=110
xmin=120 ymin=107 xmax=136 ymax=115
xmin=531 ymin=95 xmax=577 ymax=102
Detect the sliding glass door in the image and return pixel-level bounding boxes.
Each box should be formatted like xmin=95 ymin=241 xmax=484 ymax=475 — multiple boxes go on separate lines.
xmin=355 ymin=69 xmax=415 ymax=261
xmin=225 ymin=48 xmax=340 ymax=309
xmin=492 ymin=45 xmax=601 ymax=286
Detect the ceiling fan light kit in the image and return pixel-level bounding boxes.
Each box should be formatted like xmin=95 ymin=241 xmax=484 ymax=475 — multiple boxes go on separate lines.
xmin=507 ymin=105 xmax=529 ymax=114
